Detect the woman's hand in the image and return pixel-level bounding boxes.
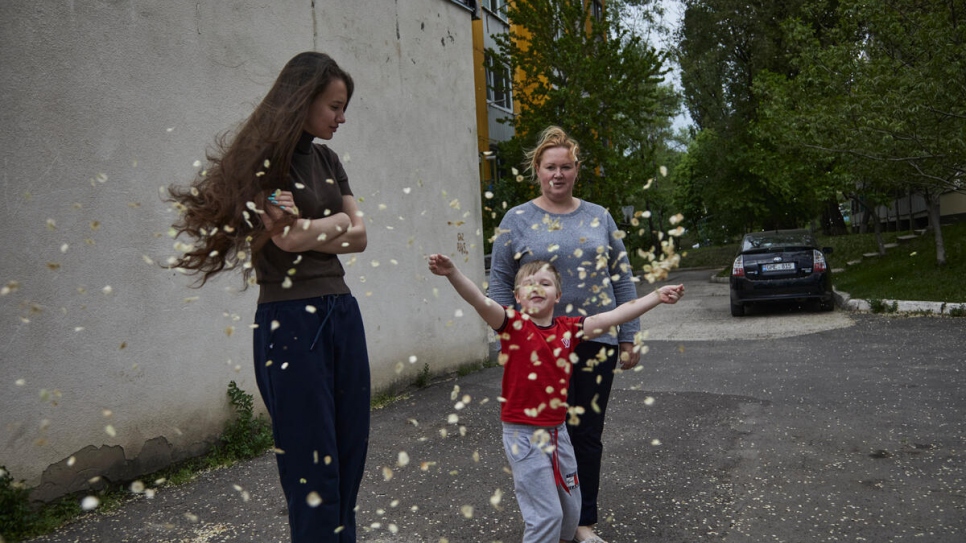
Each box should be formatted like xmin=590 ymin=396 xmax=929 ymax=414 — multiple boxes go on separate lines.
xmin=618 ymin=342 xmax=641 ymax=370
xmin=267 ymin=190 xmax=299 ymax=215
xmin=262 ymin=190 xmax=299 ymax=231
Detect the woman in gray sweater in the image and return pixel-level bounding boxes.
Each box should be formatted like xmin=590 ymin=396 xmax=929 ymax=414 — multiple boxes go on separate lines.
xmin=488 ymin=126 xmax=641 ymax=543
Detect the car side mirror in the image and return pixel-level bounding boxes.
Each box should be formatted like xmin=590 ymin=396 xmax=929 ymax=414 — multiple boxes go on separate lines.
xmin=823 ymin=247 xmax=833 ymax=254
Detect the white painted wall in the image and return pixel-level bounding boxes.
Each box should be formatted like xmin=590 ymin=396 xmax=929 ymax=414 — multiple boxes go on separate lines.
xmin=0 ymin=0 xmax=489 ymax=500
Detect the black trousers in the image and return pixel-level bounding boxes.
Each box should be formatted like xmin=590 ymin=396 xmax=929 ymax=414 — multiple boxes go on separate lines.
xmin=253 ymin=294 xmax=371 ymax=543
xmin=567 ymin=340 xmax=619 ymax=527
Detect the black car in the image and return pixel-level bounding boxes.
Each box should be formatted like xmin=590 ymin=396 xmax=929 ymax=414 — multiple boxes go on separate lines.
xmin=729 ymin=229 xmax=834 ymax=317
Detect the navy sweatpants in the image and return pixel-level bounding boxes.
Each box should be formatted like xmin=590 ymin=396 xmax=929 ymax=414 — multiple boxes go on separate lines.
xmin=567 ymin=340 xmax=618 ymax=527
xmin=253 ymin=294 xmax=371 ymax=543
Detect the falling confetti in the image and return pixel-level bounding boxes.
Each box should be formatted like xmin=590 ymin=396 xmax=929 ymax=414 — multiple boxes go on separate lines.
xmin=306 ymin=492 xmax=322 ymax=507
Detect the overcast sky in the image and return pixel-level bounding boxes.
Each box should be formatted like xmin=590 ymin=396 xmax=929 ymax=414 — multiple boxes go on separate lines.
xmin=626 ymin=0 xmax=692 ymax=131
xmin=659 ymin=0 xmax=693 ymax=131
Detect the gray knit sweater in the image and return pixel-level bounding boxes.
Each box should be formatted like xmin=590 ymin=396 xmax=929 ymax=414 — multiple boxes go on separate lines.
xmin=488 ymin=200 xmax=641 ymax=345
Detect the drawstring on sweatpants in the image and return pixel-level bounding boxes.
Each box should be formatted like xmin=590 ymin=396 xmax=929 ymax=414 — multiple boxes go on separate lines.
xmin=309 ymin=296 xmax=339 ymax=351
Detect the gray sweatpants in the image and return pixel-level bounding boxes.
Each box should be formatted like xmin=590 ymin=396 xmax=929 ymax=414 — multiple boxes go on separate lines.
xmin=502 ymin=422 xmax=581 ymax=542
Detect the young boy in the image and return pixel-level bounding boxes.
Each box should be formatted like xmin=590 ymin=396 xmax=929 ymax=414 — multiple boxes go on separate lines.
xmin=427 ymin=254 xmax=684 ymax=543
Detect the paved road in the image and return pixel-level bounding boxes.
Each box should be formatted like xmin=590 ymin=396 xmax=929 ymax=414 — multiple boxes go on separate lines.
xmin=637 ymin=268 xmax=855 ymax=341
xmin=25 ymin=269 xmax=966 ymax=542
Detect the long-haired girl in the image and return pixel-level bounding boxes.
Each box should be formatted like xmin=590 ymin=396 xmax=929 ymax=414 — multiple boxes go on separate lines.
xmin=168 ymin=51 xmax=371 ymax=543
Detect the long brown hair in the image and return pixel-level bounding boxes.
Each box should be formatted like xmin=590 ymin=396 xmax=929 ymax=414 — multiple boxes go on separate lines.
xmin=167 ymin=52 xmax=354 ymax=286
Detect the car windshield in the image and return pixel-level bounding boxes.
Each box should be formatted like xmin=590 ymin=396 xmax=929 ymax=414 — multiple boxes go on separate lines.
xmin=742 ymin=232 xmax=815 ymax=251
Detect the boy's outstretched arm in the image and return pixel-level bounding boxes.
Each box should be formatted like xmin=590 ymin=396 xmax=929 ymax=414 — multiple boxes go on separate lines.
xmin=583 ymin=284 xmax=685 ymax=340
xmin=428 ymin=254 xmax=507 ymax=330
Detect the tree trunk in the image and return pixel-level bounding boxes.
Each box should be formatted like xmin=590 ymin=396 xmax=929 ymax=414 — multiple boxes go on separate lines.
xmin=892 ymin=193 xmax=902 ymax=233
xmin=925 ymin=191 xmax=947 ymax=266
xmin=822 ymin=197 xmax=848 ymax=236
xmin=873 ymin=210 xmax=885 ymax=255
xmin=854 ymin=195 xmax=873 ymax=234
xmin=855 ymin=195 xmax=885 ymax=253
xmin=906 ymin=191 xmax=915 ymax=231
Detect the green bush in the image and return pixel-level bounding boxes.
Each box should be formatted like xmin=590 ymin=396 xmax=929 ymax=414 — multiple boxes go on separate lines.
xmin=215 ymin=381 xmax=275 ymax=462
xmin=413 ymin=363 xmax=432 ymax=389
xmin=0 ymin=466 xmax=34 ymax=541
xmin=869 ymin=299 xmax=898 ymax=314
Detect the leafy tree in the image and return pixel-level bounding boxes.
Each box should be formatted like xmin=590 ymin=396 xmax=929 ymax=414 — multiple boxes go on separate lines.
xmin=754 ymin=0 xmax=966 ymax=265
xmin=485 ymin=0 xmax=671 ymax=255
xmin=675 ymin=0 xmax=836 ymax=236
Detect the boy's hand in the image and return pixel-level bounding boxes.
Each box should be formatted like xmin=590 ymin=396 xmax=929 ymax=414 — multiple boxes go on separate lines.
xmin=656 ymin=284 xmax=685 ymax=304
xmin=428 ymin=253 xmax=456 ymax=277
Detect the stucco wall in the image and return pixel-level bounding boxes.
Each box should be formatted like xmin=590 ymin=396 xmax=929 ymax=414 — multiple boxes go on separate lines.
xmin=0 ymin=0 xmax=489 ymax=500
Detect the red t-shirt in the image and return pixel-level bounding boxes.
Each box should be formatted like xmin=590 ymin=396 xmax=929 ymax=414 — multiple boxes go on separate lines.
xmin=497 ymin=309 xmax=585 ymax=426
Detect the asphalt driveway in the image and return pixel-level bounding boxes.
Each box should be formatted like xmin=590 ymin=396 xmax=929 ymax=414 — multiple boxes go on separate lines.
xmin=25 ymin=269 xmax=965 ymax=542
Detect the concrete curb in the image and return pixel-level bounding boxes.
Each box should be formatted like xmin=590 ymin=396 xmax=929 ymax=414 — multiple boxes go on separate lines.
xmin=705 ymin=270 xmax=964 ymax=316
xmin=833 ymin=287 xmax=966 ymax=316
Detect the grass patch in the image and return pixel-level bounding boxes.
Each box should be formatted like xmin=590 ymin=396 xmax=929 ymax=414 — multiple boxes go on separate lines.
xmin=0 ymin=466 xmax=120 ymax=543
xmin=832 ymin=222 xmax=966 ymax=303
xmin=671 ymin=222 xmax=966 ymax=304
xmin=371 ymin=386 xmax=406 ymax=410
xmin=868 ymin=299 xmax=899 ymax=314
xmin=677 ymin=243 xmax=738 ymax=270
xmin=816 ymin=230 xmax=901 ymax=266
xmin=457 ymin=358 xmax=497 ymax=377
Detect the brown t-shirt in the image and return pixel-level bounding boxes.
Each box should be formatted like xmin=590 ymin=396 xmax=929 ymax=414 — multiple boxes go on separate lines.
xmin=255 ymin=141 xmax=353 ymax=304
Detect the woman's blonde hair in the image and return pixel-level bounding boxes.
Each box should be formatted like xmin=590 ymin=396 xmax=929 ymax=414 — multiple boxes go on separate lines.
xmin=524 ymin=125 xmax=580 ymax=182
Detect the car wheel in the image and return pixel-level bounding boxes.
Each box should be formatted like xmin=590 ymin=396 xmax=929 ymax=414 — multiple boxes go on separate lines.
xmin=730 ymin=301 xmax=745 ymax=317
xmin=820 ymin=299 xmax=834 ymax=311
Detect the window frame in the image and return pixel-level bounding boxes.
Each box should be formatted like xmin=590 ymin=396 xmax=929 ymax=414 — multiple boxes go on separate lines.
xmin=485 ymin=56 xmax=514 ymax=112
xmin=448 ymin=0 xmax=477 ymax=15
xmin=484 ymin=0 xmax=507 ymax=21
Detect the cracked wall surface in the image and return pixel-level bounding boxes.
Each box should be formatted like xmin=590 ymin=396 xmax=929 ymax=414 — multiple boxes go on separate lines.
xmin=1 ymin=0 xmax=483 ymax=501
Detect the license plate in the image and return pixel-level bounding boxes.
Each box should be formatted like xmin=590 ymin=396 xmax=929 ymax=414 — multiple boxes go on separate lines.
xmin=762 ymin=262 xmax=795 ymax=272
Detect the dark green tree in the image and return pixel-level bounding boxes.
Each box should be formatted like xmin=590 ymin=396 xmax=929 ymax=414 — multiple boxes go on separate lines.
xmin=676 ymin=0 xmax=835 ymax=236
xmin=754 ymin=0 xmax=966 ymax=265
